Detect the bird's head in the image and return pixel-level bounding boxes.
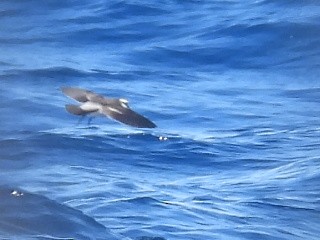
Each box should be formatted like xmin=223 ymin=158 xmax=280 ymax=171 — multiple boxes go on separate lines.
xmin=119 ymin=98 xmax=129 ymax=108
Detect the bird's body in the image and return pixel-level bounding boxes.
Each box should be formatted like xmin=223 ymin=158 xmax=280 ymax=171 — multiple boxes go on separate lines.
xmin=61 ymin=87 xmax=156 ymax=128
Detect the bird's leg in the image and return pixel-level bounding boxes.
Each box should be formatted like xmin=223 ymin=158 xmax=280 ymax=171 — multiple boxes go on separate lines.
xmin=76 ymin=116 xmax=85 ymax=126
xmin=87 ymin=117 xmax=94 ymax=125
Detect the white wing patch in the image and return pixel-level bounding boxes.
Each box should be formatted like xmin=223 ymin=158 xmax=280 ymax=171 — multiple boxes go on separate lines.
xmin=108 ymin=106 xmax=123 ymax=114
xmin=80 ymin=101 xmax=101 ymax=111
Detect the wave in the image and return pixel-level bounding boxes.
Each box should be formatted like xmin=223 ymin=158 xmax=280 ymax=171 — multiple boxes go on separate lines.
xmin=0 ymin=186 xmax=122 ymax=240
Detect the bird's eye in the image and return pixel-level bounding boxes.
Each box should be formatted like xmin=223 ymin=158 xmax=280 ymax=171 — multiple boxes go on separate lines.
xmin=119 ymin=98 xmax=129 ymax=108
xmin=120 ymin=102 xmax=128 ymax=109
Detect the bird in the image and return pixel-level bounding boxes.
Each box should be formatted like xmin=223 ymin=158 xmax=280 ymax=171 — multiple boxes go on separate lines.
xmin=61 ymin=87 xmax=157 ymax=128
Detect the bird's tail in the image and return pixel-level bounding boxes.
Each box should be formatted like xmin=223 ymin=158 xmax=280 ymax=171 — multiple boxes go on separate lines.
xmin=65 ymin=104 xmax=86 ymax=115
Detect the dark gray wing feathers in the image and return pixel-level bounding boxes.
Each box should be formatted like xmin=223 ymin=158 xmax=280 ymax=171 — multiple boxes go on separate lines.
xmin=65 ymin=104 xmax=87 ymax=115
xmin=61 ymin=87 xmax=91 ymax=102
xmin=102 ymin=107 xmax=156 ymax=128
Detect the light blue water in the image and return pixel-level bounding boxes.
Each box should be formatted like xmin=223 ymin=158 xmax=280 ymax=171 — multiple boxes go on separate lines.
xmin=1 ymin=1 xmax=320 ymax=239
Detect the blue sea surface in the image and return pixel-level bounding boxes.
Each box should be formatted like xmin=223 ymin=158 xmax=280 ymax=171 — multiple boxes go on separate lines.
xmin=1 ymin=1 xmax=320 ymax=239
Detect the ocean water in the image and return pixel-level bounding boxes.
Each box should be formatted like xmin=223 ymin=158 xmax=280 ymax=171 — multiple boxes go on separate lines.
xmin=1 ymin=1 xmax=320 ymax=239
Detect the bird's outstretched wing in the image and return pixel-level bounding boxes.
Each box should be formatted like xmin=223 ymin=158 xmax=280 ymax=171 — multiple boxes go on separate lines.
xmin=61 ymin=87 xmax=106 ymax=103
xmin=65 ymin=104 xmax=88 ymax=115
xmin=101 ymin=106 xmax=156 ymax=128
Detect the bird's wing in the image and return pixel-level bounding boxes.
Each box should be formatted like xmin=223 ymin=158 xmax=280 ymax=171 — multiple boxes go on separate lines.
xmin=61 ymin=87 xmax=107 ymax=103
xmin=65 ymin=104 xmax=87 ymax=115
xmin=101 ymin=106 xmax=156 ymax=128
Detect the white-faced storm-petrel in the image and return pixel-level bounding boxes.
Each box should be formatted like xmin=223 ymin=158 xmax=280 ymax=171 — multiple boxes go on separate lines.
xmin=61 ymin=87 xmax=156 ymax=128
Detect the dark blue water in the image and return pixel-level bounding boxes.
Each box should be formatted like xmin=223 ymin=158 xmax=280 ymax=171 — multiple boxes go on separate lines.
xmin=1 ymin=1 xmax=320 ymax=239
